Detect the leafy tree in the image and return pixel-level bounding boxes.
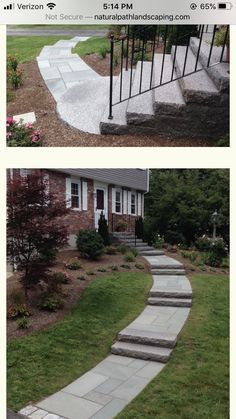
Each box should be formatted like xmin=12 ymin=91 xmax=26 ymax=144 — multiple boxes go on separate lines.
xmin=7 ymin=172 xmax=69 ymax=298
xmin=144 ymin=170 xmax=229 ymax=246
xmin=98 ymin=212 xmax=111 ymax=246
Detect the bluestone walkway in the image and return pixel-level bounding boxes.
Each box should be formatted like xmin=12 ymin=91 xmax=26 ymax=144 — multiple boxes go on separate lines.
xmin=19 ymin=254 xmax=192 ymax=419
xmin=37 ymin=38 xmax=113 ymax=134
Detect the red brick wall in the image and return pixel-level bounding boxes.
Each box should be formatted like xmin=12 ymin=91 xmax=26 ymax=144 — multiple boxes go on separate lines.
xmin=48 ymin=171 xmax=95 ymax=235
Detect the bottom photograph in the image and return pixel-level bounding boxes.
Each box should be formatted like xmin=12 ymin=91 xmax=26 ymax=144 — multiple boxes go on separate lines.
xmin=7 ymin=168 xmax=229 ymax=419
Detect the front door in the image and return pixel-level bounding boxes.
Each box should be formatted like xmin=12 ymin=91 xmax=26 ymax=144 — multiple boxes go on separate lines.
xmin=94 ymin=183 xmax=108 ymax=229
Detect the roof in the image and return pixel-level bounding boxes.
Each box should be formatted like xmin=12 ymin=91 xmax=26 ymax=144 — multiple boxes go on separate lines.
xmin=54 ymin=169 xmax=149 ymax=192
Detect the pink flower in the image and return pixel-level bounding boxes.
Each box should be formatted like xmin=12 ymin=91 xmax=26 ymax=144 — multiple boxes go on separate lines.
xmin=26 ymin=123 xmax=33 ymax=129
xmin=6 ymin=116 xmax=16 ymax=126
xmin=32 ymin=130 xmax=40 ymax=136
xmin=6 ymin=132 xmax=12 ymax=138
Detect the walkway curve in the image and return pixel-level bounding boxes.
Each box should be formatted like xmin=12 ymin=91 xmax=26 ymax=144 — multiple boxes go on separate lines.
xmin=19 ymin=253 xmax=192 ymax=419
xmin=37 ymin=37 xmax=113 ymax=135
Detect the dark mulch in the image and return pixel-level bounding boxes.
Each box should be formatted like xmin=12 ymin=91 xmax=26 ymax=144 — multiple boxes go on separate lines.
xmin=7 ymin=250 xmax=149 ymax=341
xmin=7 ymin=61 xmax=215 ymax=147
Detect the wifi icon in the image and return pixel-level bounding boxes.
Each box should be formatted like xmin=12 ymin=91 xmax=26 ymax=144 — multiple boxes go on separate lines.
xmin=47 ymin=2 xmax=56 ymax=9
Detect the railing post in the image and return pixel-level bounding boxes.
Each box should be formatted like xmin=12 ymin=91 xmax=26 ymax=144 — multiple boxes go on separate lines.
xmin=108 ymin=35 xmax=114 ymax=120
xmin=126 ymin=26 xmax=130 ymax=71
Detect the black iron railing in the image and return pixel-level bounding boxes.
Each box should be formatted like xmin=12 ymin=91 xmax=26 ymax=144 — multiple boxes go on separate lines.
xmin=108 ymin=24 xmax=229 ymax=119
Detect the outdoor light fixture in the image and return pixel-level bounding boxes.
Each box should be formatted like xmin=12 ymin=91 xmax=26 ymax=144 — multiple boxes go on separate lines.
xmin=212 ymin=210 xmax=219 ymax=240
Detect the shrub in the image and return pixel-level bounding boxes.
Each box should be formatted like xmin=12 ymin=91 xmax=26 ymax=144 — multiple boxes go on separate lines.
xmin=8 ymin=68 xmax=23 ymax=89
xmin=99 ymin=46 xmax=109 ymax=58
xmin=98 ymin=212 xmax=111 ymax=246
xmin=195 ymin=235 xmax=212 ymax=252
xmin=135 ymin=217 xmax=144 ymax=239
xmin=76 ymin=229 xmax=104 ymax=260
xmin=153 ymin=233 xmax=165 ymax=249
xmin=135 ymin=263 xmax=144 ymax=270
xmin=7 ymin=304 xmax=31 ymax=320
xmin=52 ymin=271 xmax=71 ymax=284
xmin=117 ymin=244 xmax=128 ymax=254
xmin=133 ymin=51 xmax=150 ymax=65
xmin=124 ymin=253 xmax=135 ymax=263
xmin=205 ymin=252 xmax=222 ymax=268
xmin=131 ymin=247 xmax=139 ymax=257
xmin=7 ymin=55 xmax=18 ymax=71
xmin=97 ymin=267 xmax=107 ymax=272
xmin=66 ymin=259 xmax=82 ymax=270
xmin=105 ymin=246 xmax=117 ymax=255
xmin=38 ymin=292 xmax=64 ymax=311
xmin=109 ymin=265 xmax=118 ymax=271
xmin=17 ymin=316 xmax=30 ymax=329
xmin=7 ymin=117 xmax=42 ymax=147
xmin=86 ymin=271 xmax=95 ymax=276
xmin=120 ymin=264 xmax=131 ymax=269
xmin=77 ymin=275 xmax=87 ymax=281
xmin=39 ymin=247 xmax=57 ymax=265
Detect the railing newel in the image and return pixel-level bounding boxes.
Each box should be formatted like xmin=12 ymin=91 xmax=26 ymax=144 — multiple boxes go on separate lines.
xmin=108 ymin=34 xmax=114 ymax=120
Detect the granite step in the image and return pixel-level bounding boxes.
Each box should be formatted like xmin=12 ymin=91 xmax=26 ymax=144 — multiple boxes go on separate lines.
xmin=126 ymin=61 xmax=155 ymax=124
xmin=118 ymin=327 xmax=177 ymax=348
xmin=150 ymin=290 xmax=192 ymax=299
xmin=139 ymin=250 xmax=165 ymax=256
xmin=151 ymin=269 xmax=186 ymax=275
xmin=148 ymin=297 xmax=192 ymax=307
xmin=100 ymin=69 xmax=134 ymax=135
xmin=172 ymin=45 xmax=220 ymax=105
xmin=111 ymin=341 xmax=172 ymax=363
xmin=190 ymin=35 xmax=229 ymax=92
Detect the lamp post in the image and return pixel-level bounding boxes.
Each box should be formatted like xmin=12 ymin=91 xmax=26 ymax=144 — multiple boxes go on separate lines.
xmin=212 ymin=210 xmax=218 ymax=240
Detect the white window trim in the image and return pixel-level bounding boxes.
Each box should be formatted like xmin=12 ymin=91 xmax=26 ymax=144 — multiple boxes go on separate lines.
xmin=71 ymin=178 xmax=82 ymax=211
xmin=131 ymin=191 xmax=137 ymax=216
xmin=114 ymin=188 xmax=122 ymax=214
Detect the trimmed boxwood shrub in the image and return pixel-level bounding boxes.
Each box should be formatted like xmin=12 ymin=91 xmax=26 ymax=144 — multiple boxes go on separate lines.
xmin=76 ymin=229 xmax=104 ymax=260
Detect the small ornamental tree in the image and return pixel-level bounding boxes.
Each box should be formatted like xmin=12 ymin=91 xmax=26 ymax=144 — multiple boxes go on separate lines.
xmin=7 ymin=172 xmax=69 ymax=298
xmin=98 ymin=212 xmax=111 ymax=246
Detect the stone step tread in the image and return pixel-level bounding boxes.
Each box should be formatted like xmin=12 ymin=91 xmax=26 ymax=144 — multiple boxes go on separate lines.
xmin=139 ymin=250 xmax=165 ymax=256
xmin=150 ymin=263 xmax=184 ymax=269
xmin=100 ymin=69 xmax=134 ymax=134
xmin=151 ymin=269 xmax=186 ymax=275
xmin=118 ymin=327 xmax=177 ymax=347
xmin=153 ymin=53 xmax=186 ymax=112
xmin=172 ymin=45 xmax=219 ymax=102
xmin=190 ymin=36 xmax=229 ymax=92
xmin=126 ymin=61 xmax=154 ymax=121
xmin=150 ymin=291 xmax=192 ymax=298
xmin=111 ymin=341 xmax=172 ymax=363
xmin=148 ymin=297 xmax=192 ymax=307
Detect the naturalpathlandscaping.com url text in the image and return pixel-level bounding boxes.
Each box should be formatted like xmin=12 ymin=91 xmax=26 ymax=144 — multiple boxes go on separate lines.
xmin=94 ymin=13 xmax=191 ymax=22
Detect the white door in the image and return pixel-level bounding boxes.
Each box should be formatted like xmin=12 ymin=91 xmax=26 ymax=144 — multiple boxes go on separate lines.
xmin=94 ymin=183 xmax=108 ymax=229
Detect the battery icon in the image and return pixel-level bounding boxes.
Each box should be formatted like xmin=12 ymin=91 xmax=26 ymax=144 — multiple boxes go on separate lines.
xmin=218 ymin=2 xmax=233 ymax=9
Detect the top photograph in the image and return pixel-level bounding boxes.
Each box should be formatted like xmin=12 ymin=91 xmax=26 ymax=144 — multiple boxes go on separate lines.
xmin=6 ymin=24 xmax=230 ymax=147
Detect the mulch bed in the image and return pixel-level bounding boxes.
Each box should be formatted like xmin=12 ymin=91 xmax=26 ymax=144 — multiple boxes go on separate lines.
xmin=7 ymin=60 xmax=214 ymax=147
xmin=7 ymin=250 xmax=150 ymax=342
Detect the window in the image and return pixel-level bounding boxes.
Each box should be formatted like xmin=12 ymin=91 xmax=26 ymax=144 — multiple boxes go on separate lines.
xmin=131 ymin=193 xmax=136 ymax=215
xmin=71 ymin=182 xmax=80 ymax=209
xmin=20 ymin=169 xmax=31 ymax=177
xmin=115 ymin=190 xmax=122 ymax=213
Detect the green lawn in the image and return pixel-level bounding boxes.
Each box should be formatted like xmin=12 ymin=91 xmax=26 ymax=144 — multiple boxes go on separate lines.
xmin=7 ymin=272 xmax=152 ymax=411
xmin=11 ymin=25 xmax=110 ymax=30
xmin=73 ymin=36 xmax=110 ymax=57
xmin=117 ymin=274 xmax=229 ymax=419
xmin=7 ymin=36 xmax=71 ymax=63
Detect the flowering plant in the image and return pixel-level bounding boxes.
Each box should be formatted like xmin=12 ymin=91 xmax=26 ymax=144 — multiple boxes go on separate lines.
xmin=6 ymin=117 xmax=42 ymax=147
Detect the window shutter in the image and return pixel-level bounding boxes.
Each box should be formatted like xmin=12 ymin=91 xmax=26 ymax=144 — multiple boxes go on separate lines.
xmin=66 ymin=177 xmax=71 ymax=208
xmin=82 ymin=181 xmax=88 ymax=210
xmin=123 ymin=190 xmax=128 ymax=214
xmin=138 ymin=193 xmax=142 ymax=216
xmin=128 ymin=191 xmax=132 ymax=215
xmin=112 ymin=188 xmax=116 ymax=213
